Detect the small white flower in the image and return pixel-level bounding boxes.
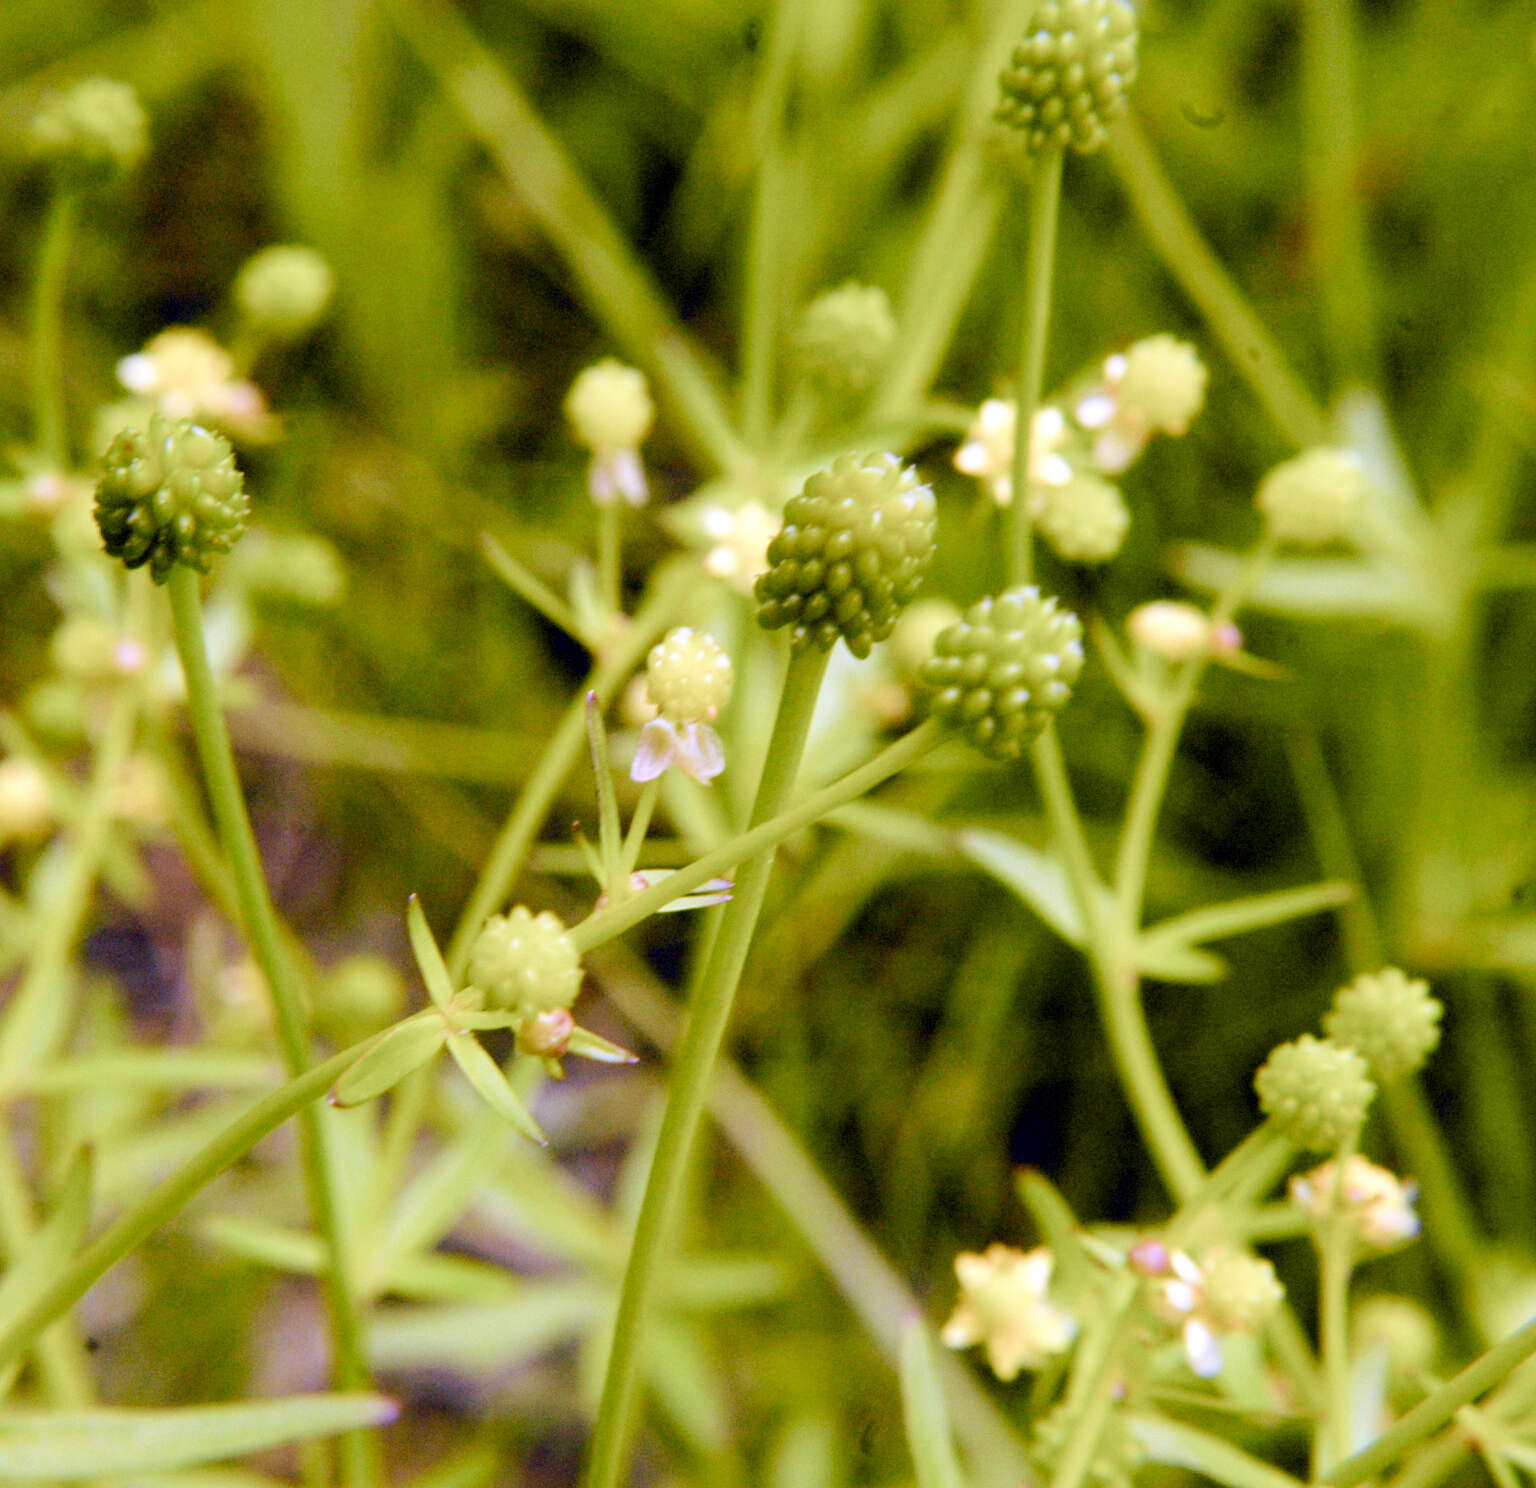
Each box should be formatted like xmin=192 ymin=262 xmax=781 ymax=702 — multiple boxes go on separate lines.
xmin=1147 ymin=1247 xmax=1283 ymax=1379
xmin=1291 ymin=1156 xmax=1420 ymax=1251
xmin=700 ymin=500 xmax=777 ymax=593
xmin=1127 ymin=601 xmax=1242 ymax=662
xmin=631 ymin=718 xmax=726 ymax=784
xmin=566 ymin=359 xmax=654 ymax=508
xmin=117 ymin=327 xmax=274 ymax=441
xmin=954 ymin=400 xmax=1071 ymax=508
xmin=1076 ymin=336 xmax=1208 ymax=474
xmin=940 ymin=1244 xmax=1076 ymax=1382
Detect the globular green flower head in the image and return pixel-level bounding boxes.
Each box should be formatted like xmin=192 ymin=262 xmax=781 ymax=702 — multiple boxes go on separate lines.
xmin=997 ymin=0 xmax=1139 ymax=156
xmin=468 ymin=906 xmax=583 ymax=1024
xmin=1255 ymin=1034 xmax=1375 ymax=1152
xmin=31 ymin=77 xmax=148 ymax=185
xmin=919 ymin=587 xmax=1084 ymax=760
xmin=755 ymin=452 xmax=937 ymax=658
xmin=95 ymin=415 xmax=249 ymax=583
xmin=1324 ymin=967 xmax=1443 ymax=1083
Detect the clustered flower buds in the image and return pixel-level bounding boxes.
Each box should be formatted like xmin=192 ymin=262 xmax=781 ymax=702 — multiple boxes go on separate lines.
xmin=1032 ymin=469 xmax=1129 ymax=563
xmin=31 ymin=77 xmax=148 ymax=184
xmin=1291 ymin=1155 xmax=1420 ymax=1251
xmin=1144 ymin=1246 xmax=1284 ymax=1378
xmin=755 ymin=453 xmax=937 ymax=657
xmin=1256 ymin=447 xmax=1365 ymax=547
xmin=565 ymin=358 xmax=654 ymax=507
xmin=234 ymin=245 xmax=335 ymax=340
xmin=1254 ymin=1033 xmax=1376 ymax=1151
xmin=1076 ymin=334 xmax=1208 ymax=472
xmin=792 ymin=282 xmax=897 ymax=396
xmin=632 ymin=627 xmax=733 ymax=784
xmin=95 ymin=415 xmax=249 ymax=583
xmin=941 ymin=1244 xmax=1076 ymax=1381
xmin=468 ymin=906 xmax=583 ymax=1024
xmin=1324 ymin=967 xmax=1443 ymax=1083
xmin=996 ymin=0 xmax=1139 ymax=155
xmin=920 ymin=587 xmax=1084 ymax=759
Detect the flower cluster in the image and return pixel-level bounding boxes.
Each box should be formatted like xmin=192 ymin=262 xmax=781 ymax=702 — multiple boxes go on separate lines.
xmin=1291 ymin=1155 xmax=1420 ymax=1251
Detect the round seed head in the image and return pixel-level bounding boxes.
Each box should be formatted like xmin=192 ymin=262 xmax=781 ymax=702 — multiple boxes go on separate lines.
xmin=31 ymin=77 xmax=148 ymax=183
xmin=792 ymin=282 xmax=897 ymax=396
xmin=235 ymin=245 xmax=335 ymax=339
xmin=1254 ymin=1034 xmax=1375 ymax=1152
xmin=94 ymin=415 xmax=249 ymax=583
xmin=1256 ymin=447 xmax=1365 ymax=547
xmin=468 ymin=906 xmax=583 ymax=1023
xmin=1200 ymin=1250 xmax=1284 ymax=1332
xmin=1033 ymin=469 xmax=1129 ymax=563
xmin=1324 ymin=967 xmax=1443 ymax=1083
xmin=1114 ymin=334 xmax=1207 ymax=435
xmin=919 ymin=586 xmax=1084 ymax=760
xmin=996 ymin=0 xmax=1139 ymax=156
xmin=645 ymin=627 xmax=733 ymax=723
xmin=754 ymin=452 xmax=937 ymax=658
xmin=565 ymin=358 xmax=654 ymax=451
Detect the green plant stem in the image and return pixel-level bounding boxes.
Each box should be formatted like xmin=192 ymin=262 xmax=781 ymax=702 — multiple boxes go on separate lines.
xmin=1315 ymin=1201 xmax=1357 ymax=1475
xmin=166 ymin=567 xmax=377 ymax=1488
xmin=1325 ymin=1313 xmax=1536 ymax=1488
xmin=28 ymin=186 xmax=80 ymax=467
xmin=382 ymin=0 xmax=747 ymax=480
xmin=0 ymin=1044 xmax=360 ymax=1381
xmin=1108 ymin=117 xmax=1330 ymax=451
xmin=445 ymin=565 xmax=691 ymax=979
xmin=583 ymin=644 xmax=831 ymax=1488
xmin=1048 ymin=1274 xmax=1142 ymax=1488
xmin=1009 ymin=146 xmax=1063 ymax=586
xmin=596 ymin=503 xmax=621 ymax=620
xmin=571 ymin=718 xmax=945 ymax=955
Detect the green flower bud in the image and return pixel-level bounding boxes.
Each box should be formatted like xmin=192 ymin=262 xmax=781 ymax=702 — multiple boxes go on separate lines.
xmin=31 ymin=77 xmax=148 ymax=184
xmin=235 ymin=245 xmax=335 ymax=339
xmin=645 ymin=627 xmax=733 ymax=723
xmin=1324 ymin=967 xmax=1443 ymax=1083
xmin=467 ymin=906 xmax=583 ymax=1023
xmin=565 ymin=358 xmax=653 ymax=452
xmin=1200 ymin=1250 xmax=1284 ymax=1332
xmin=792 ymin=282 xmax=897 ymax=396
xmin=1254 ymin=1034 xmax=1375 ymax=1152
xmin=94 ymin=415 xmax=249 ymax=583
xmin=1114 ymin=334 xmax=1207 ymax=435
xmin=1256 ymin=447 xmax=1364 ymax=547
xmin=1033 ymin=470 xmax=1129 ymax=563
xmin=919 ymin=587 xmax=1083 ymax=760
xmin=755 ymin=452 xmax=937 ymax=658
xmin=996 ymin=0 xmax=1139 ymax=156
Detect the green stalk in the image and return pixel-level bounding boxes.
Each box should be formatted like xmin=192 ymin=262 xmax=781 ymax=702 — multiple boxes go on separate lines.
xmin=596 ymin=504 xmax=622 ymax=622
xmin=1315 ymin=1206 xmax=1356 ymax=1477
xmin=165 ymin=567 xmax=377 ymax=1488
xmin=0 ymin=1044 xmax=361 ymax=1380
xmin=583 ymin=644 xmax=831 ymax=1488
xmin=1009 ymin=147 xmax=1063 ymax=586
xmin=1108 ymin=118 xmax=1330 ymax=451
xmin=445 ymin=565 xmax=691 ymax=979
xmin=28 ymin=186 xmax=80 ymax=467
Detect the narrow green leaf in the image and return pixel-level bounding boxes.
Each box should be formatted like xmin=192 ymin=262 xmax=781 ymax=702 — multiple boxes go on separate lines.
xmin=646 ymin=1313 xmax=728 ymax=1453
xmin=331 ymin=1017 xmax=445 ymax=1107
xmin=1014 ymin=1169 xmax=1096 ymax=1295
xmin=16 ymin=1050 xmax=280 ymax=1095
xmin=200 ymin=1217 xmax=324 ymax=1276
xmin=407 ymin=895 xmax=456 ymax=1012
xmin=566 ymin=1026 xmax=638 ymax=1065
xmin=445 ymin=1033 xmax=546 ymax=1145
xmin=1136 ymin=942 xmax=1228 ymax=984
xmin=1127 ymin=1412 xmax=1308 ymax=1488
xmin=957 ymin=830 xmax=1085 ymax=945
xmin=368 ymin=1283 xmax=602 ymax=1372
xmin=900 ymin=1315 xmax=966 ymax=1488
xmin=1140 ymin=881 xmax=1354 ymax=957
xmin=0 ymin=1393 xmax=397 ymax=1479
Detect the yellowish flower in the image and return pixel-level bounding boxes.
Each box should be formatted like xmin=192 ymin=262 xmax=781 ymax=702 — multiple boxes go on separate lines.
xmin=117 ymin=327 xmax=274 ymax=441
xmin=1290 ymin=1155 xmax=1419 ymax=1251
xmin=941 ymin=1244 xmax=1076 ymax=1381
xmin=954 ymin=400 xmax=1071 ymax=508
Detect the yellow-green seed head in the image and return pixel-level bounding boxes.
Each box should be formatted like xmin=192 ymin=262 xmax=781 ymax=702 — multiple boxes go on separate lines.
xmin=235 ymin=245 xmax=335 ymax=339
xmin=919 ymin=587 xmax=1083 ymax=760
xmin=1254 ymin=1034 xmax=1375 ymax=1151
xmin=996 ymin=0 xmax=1139 ymax=156
xmin=1256 ymin=447 xmax=1365 ymax=547
xmin=467 ymin=906 xmax=582 ymax=1023
xmin=1324 ymin=967 xmax=1443 ymax=1083
xmin=1033 ymin=470 xmax=1129 ymax=563
xmin=645 ymin=627 xmax=733 ymax=723
xmin=31 ymin=77 xmax=148 ymax=184
xmin=792 ymin=282 xmax=897 ymax=396
xmin=565 ymin=358 xmax=653 ymax=452
xmin=94 ymin=415 xmax=249 ymax=583
xmin=755 ymin=453 xmax=937 ymax=658
xmin=1114 ymin=334 xmax=1207 ymax=435
xmin=1200 ymin=1250 xmax=1284 ymax=1332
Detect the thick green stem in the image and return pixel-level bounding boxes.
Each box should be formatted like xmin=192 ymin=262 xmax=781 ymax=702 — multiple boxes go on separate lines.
xmin=0 ymin=1044 xmax=360 ymax=1381
xmin=166 ymin=567 xmax=377 ymax=1488
xmin=1315 ymin=1177 xmax=1358 ymax=1476
xmin=28 ymin=187 xmax=80 ymax=467
xmin=583 ymin=644 xmax=831 ymax=1488
xmin=445 ymin=566 xmax=691 ymax=978
xmin=1009 ymin=147 xmax=1063 ymax=586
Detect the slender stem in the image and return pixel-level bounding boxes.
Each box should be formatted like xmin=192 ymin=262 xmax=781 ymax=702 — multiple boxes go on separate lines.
xmin=0 ymin=1044 xmax=361 ymax=1381
xmin=1325 ymin=1313 xmax=1536 ymax=1488
xmin=1108 ymin=117 xmax=1330 ymax=451
xmin=1009 ymin=147 xmax=1063 ymax=586
xmin=596 ymin=504 xmax=621 ymax=619
xmin=1048 ymin=1275 xmax=1142 ymax=1488
xmin=571 ymin=718 xmax=945 ymax=955
xmin=583 ymin=644 xmax=831 ymax=1488
xmin=620 ymin=778 xmax=661 ymax=879
xmin=1315 ymin=1170 xmax=1358 ymax=1476
xmin=166 ymin=567 xmax=377 ymax=1488
xmin=445 ymin=566 xmax=691 ymax=979
xmin=28 ymin=187 xmax=80 ymax=467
